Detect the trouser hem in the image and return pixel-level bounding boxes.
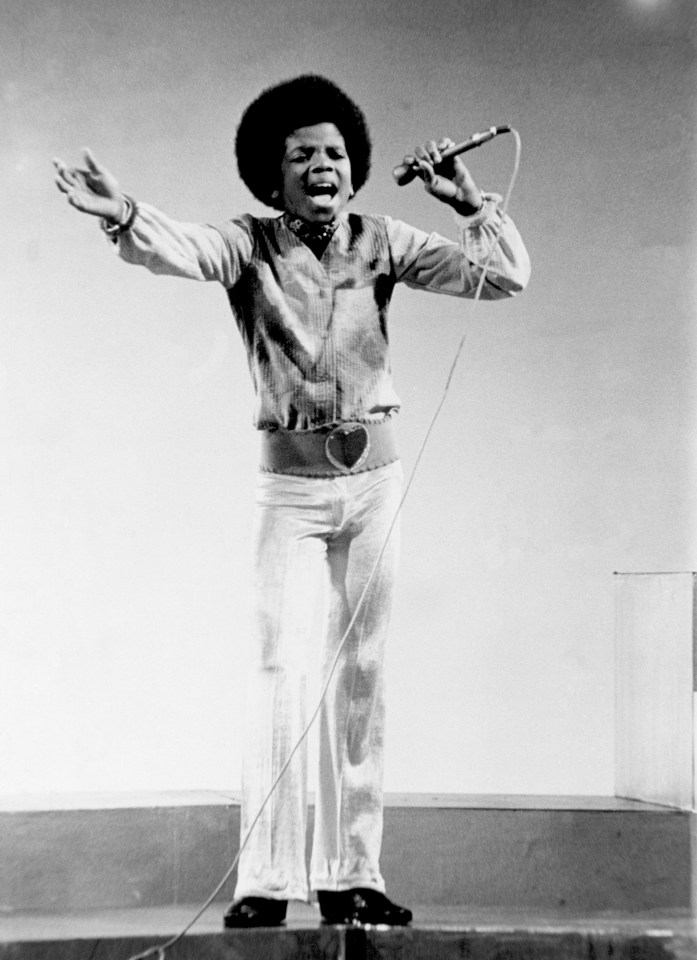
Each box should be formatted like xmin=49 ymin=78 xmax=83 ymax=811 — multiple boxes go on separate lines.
xmin=310 ymin=876 xmax=385 ymax=894
xmin=233 ymin=883 xmax=310 ymax=903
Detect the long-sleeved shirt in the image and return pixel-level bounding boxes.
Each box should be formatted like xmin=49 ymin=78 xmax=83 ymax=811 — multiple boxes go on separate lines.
xmin=116 ymin=195 xmax=530 ymax=430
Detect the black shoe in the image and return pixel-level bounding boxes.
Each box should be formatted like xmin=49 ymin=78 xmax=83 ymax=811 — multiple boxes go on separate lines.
xmin=223 ymin=896 xmax=288 ymax=928
xmin=317 ymin=888 xmax=412 ymax=926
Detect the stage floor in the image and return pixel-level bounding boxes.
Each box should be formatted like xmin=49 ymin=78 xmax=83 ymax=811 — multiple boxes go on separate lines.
xmin=1 ymin=902 xmax=695 ymax=959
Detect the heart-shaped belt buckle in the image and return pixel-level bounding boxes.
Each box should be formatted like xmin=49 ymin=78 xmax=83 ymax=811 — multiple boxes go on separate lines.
xmin=325 ymin=422 xmax=371 ymax=473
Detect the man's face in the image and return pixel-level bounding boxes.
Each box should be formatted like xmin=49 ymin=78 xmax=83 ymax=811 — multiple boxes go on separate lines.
xmin=280 ymin=122 xmax=353 ymax=223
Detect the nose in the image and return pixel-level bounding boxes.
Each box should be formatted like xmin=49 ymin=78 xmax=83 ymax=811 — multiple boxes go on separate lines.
xmin=311 ymin=149 xmax=333 ymax=169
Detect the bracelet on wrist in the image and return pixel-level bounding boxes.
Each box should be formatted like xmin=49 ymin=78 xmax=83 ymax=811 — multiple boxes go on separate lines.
xmin=453 ymin=194 xmax=485 ymax=218
xmin=462 ymin=194 xmax=484 ymax=215
xmin=100 ymin=195 xmax=138 ymax=238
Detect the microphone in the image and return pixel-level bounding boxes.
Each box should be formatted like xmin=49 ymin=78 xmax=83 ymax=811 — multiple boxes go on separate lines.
xmin=392 ymin=125 xmax=512 ymax=186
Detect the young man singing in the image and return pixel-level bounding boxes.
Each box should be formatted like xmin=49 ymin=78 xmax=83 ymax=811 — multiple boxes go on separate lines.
xmin=54 ymin=74 xmax=530 ymax=928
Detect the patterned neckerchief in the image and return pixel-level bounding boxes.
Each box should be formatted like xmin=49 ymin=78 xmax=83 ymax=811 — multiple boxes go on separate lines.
xmin=283 ymin=214 xmax=341 ymax=259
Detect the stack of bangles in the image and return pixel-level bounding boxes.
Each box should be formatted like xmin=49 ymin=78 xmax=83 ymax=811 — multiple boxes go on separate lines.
xmin=100 ymin=194 xmax=138 ymax=240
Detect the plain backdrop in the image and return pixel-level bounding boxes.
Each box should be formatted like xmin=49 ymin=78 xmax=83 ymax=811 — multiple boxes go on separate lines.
xmin=0 ymin=0 xmax=694 ymax=798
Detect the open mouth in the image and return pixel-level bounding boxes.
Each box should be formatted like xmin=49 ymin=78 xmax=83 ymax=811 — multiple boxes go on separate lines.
xmin=306 ymin=182 xmax=338 ymax=198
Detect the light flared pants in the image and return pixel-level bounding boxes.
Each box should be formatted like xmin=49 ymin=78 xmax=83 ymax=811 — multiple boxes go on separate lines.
xmin=234 ymin=460 xmax=403 ymax=902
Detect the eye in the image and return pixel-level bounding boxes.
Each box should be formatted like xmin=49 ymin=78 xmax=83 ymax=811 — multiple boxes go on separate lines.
xmin=288 ymin=149 xmax=311 ymax=163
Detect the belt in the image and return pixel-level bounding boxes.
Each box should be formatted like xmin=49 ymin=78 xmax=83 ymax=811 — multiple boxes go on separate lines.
xmin=260 ymin=420 xmax=399 ymax=478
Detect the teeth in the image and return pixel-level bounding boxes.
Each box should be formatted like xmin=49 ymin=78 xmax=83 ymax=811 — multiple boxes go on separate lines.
xmin=308 ymin=182 xmax=336 ymax=195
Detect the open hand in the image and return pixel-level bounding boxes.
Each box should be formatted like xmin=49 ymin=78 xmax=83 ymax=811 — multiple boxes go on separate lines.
xmin=53 ymin=149 xmax=124 ymax=221
xmin=401 ymin=138 xmax=483 ymax=215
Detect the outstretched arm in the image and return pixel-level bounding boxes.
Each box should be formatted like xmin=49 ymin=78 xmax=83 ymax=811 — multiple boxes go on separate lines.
xmin=53 ymin=150 xmax=248 ymax=286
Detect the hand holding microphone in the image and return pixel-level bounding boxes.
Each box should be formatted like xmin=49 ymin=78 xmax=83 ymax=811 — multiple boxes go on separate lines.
xmin=392 ymin=125 xmax=511 ymax=216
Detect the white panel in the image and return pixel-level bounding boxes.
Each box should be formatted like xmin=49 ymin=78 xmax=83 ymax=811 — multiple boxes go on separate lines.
xmin=615 ymin=573 xmax=695 ymax=809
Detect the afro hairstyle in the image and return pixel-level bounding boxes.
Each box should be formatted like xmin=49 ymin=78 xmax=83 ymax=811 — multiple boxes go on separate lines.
xmin=235 ymin=74 xmax=371 ymax=211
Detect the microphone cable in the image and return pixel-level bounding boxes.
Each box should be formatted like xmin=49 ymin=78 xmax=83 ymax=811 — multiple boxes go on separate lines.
xmin=126 ymin=126 xmax=522 ymax=960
